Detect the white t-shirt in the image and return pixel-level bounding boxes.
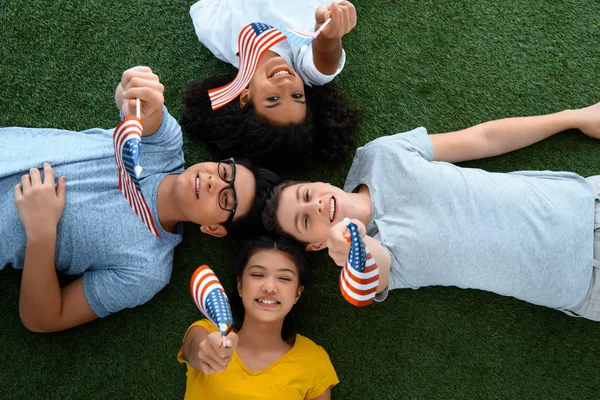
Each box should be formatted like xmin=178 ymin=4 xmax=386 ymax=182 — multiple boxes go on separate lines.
xmin=190 ymin=0 xmax=346 ymax=86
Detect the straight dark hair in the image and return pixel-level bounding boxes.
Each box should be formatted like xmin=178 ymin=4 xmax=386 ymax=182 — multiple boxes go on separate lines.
xmin=231 ymin=236 xmax=311 ymax=340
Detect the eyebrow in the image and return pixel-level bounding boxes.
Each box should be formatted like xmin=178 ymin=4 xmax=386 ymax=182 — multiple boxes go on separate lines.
xmin=294 ymin=185 xmax=302 ymax=234
xmin=264 ymin=99 xmax=306 ymax=109
xmin=248 ymin=264 xmax=297 ymax=275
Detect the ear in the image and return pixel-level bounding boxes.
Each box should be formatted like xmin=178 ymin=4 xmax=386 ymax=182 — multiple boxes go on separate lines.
xmin=305 ymin=242 xmax=326 ymax=252
xmin=237 ymin=277 xmax=242 ymax=297
xmin=199 ymin=224 xmax=228 ymax=238
xmin=294 ymin=285 xmax=304 ymax=304
xmin=239 ymin=89 xmax=250 ymax=109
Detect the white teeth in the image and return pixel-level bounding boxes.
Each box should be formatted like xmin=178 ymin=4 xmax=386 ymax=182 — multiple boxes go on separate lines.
xmin=329 ymin=198 xmax=336 ymax=222
xmin=258 ymin=299 xmax=278 ymax=305
xmin=271 ymin=70 xmax=290 ymax=77
xmin=196 ymin=177 xmax=199 ymax=198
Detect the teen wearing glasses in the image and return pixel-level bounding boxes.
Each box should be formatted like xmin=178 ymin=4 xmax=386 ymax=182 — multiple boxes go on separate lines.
xmin=1 ymin=66 xmax=279 ymax=332
xmin=263 ymin=101 xmax=600 ymax=321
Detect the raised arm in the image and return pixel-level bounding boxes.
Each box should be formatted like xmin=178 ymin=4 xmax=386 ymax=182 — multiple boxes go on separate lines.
xmin=326 ymin=219 xmax=391 ymax=294
xmin=15 ymin=163 xmax=98 ymax=332
xmin=312 ymin=1 xmax=357 ymax=75
xmin=430 ymin=101 xmax=600 ymax=163
xmin=182 ymin=326 xmax=238 ymax=374
xmin=114 ymin=66 xmax=165 ymax=137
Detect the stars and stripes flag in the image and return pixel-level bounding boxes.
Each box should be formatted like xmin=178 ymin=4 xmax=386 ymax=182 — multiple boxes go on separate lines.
xmin=190 ymin=265 xmax=234 ymax=347
xmin=208 ymin=19 xmax=331 ymax=110
xmin=113 ymin=115 xmax=161 ymax=237
xmin=339 ymin=218 xmax=380 ymax=307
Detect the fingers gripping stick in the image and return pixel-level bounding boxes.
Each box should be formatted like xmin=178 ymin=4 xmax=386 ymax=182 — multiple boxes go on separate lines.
xmin=339 ymin=218 xmax=380 ymax=307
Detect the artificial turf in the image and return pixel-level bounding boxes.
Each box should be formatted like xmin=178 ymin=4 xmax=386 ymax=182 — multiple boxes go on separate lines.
xmin=1 ymin=0 xmax=600 ymax=398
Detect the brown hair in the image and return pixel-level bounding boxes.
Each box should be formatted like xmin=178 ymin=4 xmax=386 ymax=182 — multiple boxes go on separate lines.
xmin=261 ymin=181 xmax=307 ymax=241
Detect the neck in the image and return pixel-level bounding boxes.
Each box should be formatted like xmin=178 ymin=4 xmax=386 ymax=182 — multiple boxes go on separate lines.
xmin=156 ymin=174 xmax=181 ymax=233
xmin=349 ymin=185 xmax=373 ymax=227
xmin=237 ymin=316 xmax=286 ymax=351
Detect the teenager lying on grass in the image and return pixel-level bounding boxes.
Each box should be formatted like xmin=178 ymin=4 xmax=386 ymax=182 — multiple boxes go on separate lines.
xmin=179 ymin=236 xmax=338 ymax=399
xmin=0 ymin=66 xmax=279 ymax=333
xmin=181 ymin=0 xmax=361 ymax=170
xmin=263 ymin=102 xmax=600 ymax=320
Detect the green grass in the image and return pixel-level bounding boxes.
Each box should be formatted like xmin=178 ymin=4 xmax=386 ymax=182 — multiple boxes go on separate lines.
xmin=1 ymin=0 xmax=600 ymax=398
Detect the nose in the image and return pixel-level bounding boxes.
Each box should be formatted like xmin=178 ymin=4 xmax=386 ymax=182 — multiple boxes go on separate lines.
xmin=262 ymin=278 xmax=277 ymax=294
xmin=203 ymin=173 xmax=227 ymax=194
xmin=310 ymin=198 xmax=323 ymax=216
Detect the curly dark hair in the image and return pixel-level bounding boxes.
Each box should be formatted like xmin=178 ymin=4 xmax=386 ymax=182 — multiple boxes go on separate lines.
xmin=226 ymin=158 xmax=281 ymax=238
xmin=230 ymin=236 xmax=312 ymax=340
xmin=180 ymin=75 xmax=361 ymax=171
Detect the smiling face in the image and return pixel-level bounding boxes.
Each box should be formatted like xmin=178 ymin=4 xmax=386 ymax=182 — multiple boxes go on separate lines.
xmin=173 ymin=161 xmax=256 ymax=228
xmin=237 ymin=249 xmax=304 ymax=324
xmin=240 ymin=57 xmax=306 ymax=125
xmin=276 ymin=182 xmax=352 ymax=245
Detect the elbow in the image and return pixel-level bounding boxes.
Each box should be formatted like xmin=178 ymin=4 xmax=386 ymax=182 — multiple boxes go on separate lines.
xmin=19 ymin=307 xmax=56 ymax=333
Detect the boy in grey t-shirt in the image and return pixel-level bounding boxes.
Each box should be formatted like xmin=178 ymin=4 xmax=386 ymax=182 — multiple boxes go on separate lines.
xmin=1 ymin=67 xmax=278 ymax=333
xmin=262 ymin=101 xmax=600 ymax=320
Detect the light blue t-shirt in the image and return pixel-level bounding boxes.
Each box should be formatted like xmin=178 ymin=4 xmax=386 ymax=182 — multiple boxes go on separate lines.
xmin=0 ymin=108 xmax=184 ymax=317
xmin=344 ymin=128 xmax=596 ymax=310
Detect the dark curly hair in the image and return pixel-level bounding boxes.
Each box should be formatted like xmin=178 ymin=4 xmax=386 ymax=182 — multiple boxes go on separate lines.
xmin=231 ymin=236 xmax=311 ymax=340
xmin=180 ymin=75 xmax=360 ymax=170
xmin=226 ymin=158 xmax=281 ymax=238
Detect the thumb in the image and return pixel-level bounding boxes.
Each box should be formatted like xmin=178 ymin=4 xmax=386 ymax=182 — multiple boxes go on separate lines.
xmin=225 ymin=332 xmax=239 ymax=349
xmin=56 ymin=176 xmax=67 ymax=201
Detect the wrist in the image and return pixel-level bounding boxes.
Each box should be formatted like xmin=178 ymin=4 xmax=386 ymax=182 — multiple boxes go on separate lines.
xmin=314 ymin=36 xmax=341 ymax=53
xmin=26 ymin=225 xmax=57 ymax=244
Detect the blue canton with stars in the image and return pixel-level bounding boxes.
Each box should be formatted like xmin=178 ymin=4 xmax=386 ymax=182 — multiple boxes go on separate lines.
xmin=347 ymin=222 xmax=367 ymax=273
xmin=250 ymin=22 xmax=274 ymax=36
xmin=122 ymin=138 xmax=142 ymax=190
xmin=205 ymin=289 xmax=233 ymax=333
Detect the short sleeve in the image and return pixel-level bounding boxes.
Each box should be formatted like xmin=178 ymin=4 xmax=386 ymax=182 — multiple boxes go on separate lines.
xmin=177 ymin=319 xmax=217 ymax=365
xmin=139 ymin=106 xmax=183 ymax=150
xmin=82 ymin=265 xmax=170 ymax=318
xmin=306 ymin=345 xmax=340 ymax=399
xmin=364 ymin=127 xmax=434 ymax=162
xmin=294 ymin=45 xmax=346 ymax=86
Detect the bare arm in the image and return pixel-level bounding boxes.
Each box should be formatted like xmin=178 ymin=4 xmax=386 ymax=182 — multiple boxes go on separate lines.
xmin=182 ymin=326 xmax=238 ymax=374
xmin=312 ymin=1 xmax=356 ymax=75
xmin=364 ymin=235 xmax=391 ymax=294
xmin=430 ymin=102 xmax=600 ymax=163
xmin=15 ymin=163 xmax=98 ymax=332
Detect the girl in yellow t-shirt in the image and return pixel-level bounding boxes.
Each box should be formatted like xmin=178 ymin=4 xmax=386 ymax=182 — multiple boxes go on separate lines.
xmin=178 ymin=236 xmax=339 ymax=399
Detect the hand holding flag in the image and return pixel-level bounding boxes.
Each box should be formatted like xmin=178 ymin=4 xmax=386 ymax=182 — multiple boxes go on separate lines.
xmin=339 ymin=218 xmax=380 ymax=307
xmin=190 ymin=265 xmax=234 ymax=348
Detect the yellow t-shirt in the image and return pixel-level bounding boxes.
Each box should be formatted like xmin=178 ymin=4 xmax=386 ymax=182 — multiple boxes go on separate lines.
xmin=178 ymin=319 xmax=339 ymax=400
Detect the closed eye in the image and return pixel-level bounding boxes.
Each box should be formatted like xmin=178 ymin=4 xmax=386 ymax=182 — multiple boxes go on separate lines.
xmin=279 ymin=277 xmax=292 ymax=282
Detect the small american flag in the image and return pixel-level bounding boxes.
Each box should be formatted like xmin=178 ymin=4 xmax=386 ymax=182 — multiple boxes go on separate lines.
xmin=190 ymin=265 xmax=234 ymax=347
xmin=209 ymin=21 xmax=328 ymax=110
xmin=339 ymin=219 xmax=380 ymax=307
xmin=113 ymin=116 xmax=160 ymax=237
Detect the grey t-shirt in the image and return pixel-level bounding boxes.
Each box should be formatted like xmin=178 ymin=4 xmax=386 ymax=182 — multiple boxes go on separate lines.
xmin=0 ymin=108 xmax=184 ymax=317
xmin=344 ymin=127 xmax=595 ymax=310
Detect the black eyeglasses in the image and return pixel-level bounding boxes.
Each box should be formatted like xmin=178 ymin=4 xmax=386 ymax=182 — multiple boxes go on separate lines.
xmin=217 ymin=158 xmax=237 ymax=227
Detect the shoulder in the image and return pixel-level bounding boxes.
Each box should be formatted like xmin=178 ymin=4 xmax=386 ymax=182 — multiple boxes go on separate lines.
xmin=188 ymin=319 xmax=218 ymax=334
xmin=294 ymin=334 xmax=333 ymax=363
